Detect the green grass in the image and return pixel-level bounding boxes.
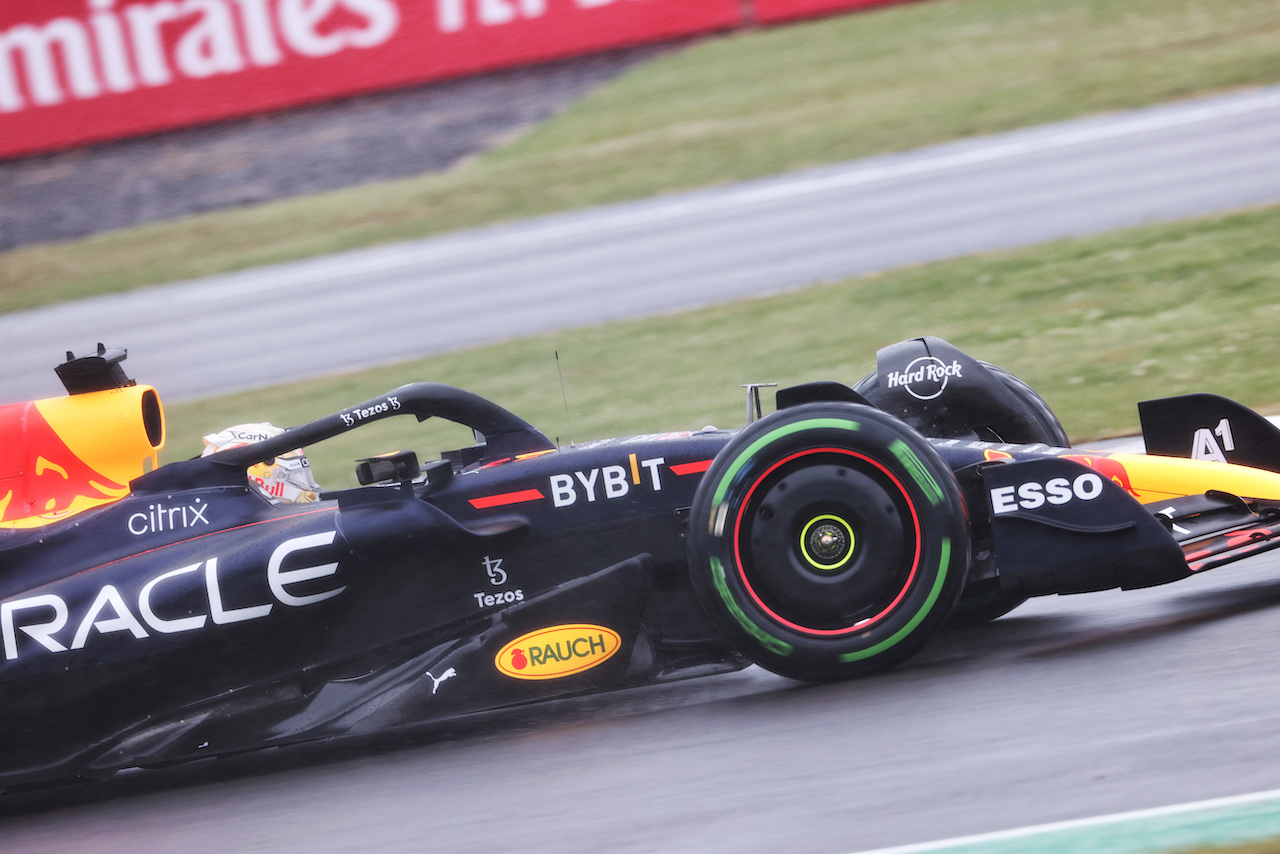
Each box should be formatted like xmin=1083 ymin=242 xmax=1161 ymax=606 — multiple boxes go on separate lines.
xmin=162 ymin=201 xmax=1280 ymax=489
xmin=5 ymin=0 xmax=1280 ymax=312
xmin=1183 ymin=846 xmax=1280 ymax=853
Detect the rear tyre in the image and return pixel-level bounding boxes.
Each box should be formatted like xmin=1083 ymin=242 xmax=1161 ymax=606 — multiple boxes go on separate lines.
xmin=687 ymin=403 xmax=970 ymax=682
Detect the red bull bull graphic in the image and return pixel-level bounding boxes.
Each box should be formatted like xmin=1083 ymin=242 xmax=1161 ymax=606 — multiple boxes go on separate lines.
xmin=1062 ymin=452 xmax=1280 ymax=506
xmin=0 ymin=386 xmax=164 ymax=527
xmin=0 ymin=402 xmax=127 ymax=523
xmin=1062 ymin=454 xmax=1140 ymax=500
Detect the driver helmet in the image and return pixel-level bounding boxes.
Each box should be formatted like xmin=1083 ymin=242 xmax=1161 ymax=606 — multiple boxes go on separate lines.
xmin=201 ymin=423 xmax=320 ymax=504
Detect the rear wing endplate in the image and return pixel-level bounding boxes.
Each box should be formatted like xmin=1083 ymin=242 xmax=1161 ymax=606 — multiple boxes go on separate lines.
xmin=1140 ymin=394 xmax=1280 ymax=472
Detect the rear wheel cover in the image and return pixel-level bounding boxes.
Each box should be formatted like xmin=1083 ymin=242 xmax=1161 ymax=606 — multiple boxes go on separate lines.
xmin=688 ymin=404 xmax=970 ymax=682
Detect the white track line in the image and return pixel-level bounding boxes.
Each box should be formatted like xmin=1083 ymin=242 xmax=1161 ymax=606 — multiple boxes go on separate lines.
xmin=173 ymin=85 xmax=1280 ymax=304
xmin=847 ymin=788 xmax=1280 ymax=854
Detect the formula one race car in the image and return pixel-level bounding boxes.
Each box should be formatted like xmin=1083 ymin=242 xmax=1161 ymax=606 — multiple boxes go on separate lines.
xmin=4 ymin=337 xmax=1280 ymax=788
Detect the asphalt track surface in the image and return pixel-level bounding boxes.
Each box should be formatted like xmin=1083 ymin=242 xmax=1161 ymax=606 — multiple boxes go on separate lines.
xmin=5 ymin=83 xmax=1280 ymax=404
xmin=4 ymin=548 xmax=1280 ymax=853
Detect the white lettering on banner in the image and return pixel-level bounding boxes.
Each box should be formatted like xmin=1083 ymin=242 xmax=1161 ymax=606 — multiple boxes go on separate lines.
xmin=281 ymin=0 xmax=346 ymax=57
xmin=0 ymin=18 xmax=101 ymax=111
xmin=176 ymin=0 xmax=245 ymax=77
xmin=89 ymin=0 xmax=136 ymax=91
xmin=125 ymin=2 xmax=182 ymax=87
xmin=437 ymin=0 xmax=551 ymax=33
xmin=232 ymin=0 xmax=282 ymax=64
xmin=479 ymin=0 xmax=516 ymax=26
xmin=343 ymin=0 xmax=398 ymax=47
xmin=0 ymin=0 xmax=399 ymax=113
xmin=437 ymin=0 xmax=464 ymax=31
xmin=0 ymin=531 xmax=344 ymax=661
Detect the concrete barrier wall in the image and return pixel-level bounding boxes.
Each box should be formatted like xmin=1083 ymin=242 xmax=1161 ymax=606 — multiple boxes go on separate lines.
xmin=0 ymin=0 xmax=921 ymax=160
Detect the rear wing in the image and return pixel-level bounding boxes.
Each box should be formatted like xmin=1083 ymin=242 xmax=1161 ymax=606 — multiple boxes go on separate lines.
xmin=1140 ymin=394 xmax=1280 ymax=472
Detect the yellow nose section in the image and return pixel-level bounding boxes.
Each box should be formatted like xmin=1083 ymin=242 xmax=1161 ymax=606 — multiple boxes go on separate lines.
xmin=1067 ymin=452 xmax=1280 ymax=504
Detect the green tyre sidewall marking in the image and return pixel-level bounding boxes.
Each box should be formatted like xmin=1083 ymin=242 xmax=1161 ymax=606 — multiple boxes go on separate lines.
xmin=838 ymin=537 xmax=951 ymax=663
xmin=710 ymin=417 xmax=860 ymax=510
xmin=889 ymin=439 xmax=945 ymax=507
xmin=710 ymin=556 xmax=793 ymax=657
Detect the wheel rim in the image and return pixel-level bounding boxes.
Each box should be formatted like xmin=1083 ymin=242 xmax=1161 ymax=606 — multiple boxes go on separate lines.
xmin=732 ymin=447 xmax=922 ymax=637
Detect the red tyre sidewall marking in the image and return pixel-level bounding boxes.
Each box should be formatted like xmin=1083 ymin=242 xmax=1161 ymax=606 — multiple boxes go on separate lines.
xmin=730 ymin=446 xmax=922 ymax=637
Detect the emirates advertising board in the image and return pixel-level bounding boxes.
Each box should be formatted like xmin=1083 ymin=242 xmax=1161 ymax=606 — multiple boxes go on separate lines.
xmin=0 ymin=0 xmax=741 ymax=158
xmin=0 ymin=0 xmax=920 ymax=160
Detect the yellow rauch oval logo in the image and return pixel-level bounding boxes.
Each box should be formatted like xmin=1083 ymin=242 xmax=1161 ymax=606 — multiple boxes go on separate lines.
xmin=494 ymin=624 xmax=622 ymax=680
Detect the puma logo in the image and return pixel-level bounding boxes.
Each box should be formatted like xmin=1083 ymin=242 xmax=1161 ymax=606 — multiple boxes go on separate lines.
xmin=427 ymin=667 xmax=457 ymax=694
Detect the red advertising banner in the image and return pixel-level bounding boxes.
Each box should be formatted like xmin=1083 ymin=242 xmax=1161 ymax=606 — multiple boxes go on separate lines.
xmin=0 ymin=0 xmax=741 ymax=159
xmin=751 ymin=0 xmax=919 ymax=25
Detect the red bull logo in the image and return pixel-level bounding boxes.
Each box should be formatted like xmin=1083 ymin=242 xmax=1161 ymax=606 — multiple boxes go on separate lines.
xmin=0 ymin=385 xmax=162 ymax=526
xmin=0 ymin=402 xmax=129 ymax=524
xmin=1062 ymin=455 xmax=1140 ymax=499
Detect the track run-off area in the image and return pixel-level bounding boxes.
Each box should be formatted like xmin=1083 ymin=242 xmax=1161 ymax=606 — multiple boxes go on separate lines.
xmin=4 ymin=88 xmax=1280 ymax=853
xmin=3 ymin=83 xmax=1280 ymax=404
